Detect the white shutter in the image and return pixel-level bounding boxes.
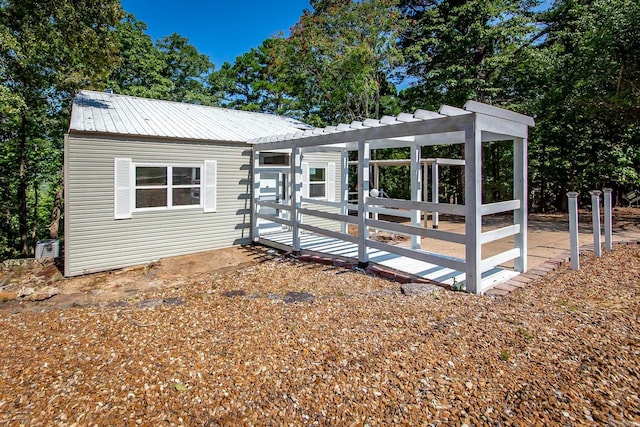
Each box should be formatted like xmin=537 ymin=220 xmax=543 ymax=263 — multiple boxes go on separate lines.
xmin=327 ymin=162 xmax=336 ymax=202
xmin=301 ymin=162 xmax=309 ymax=199
xmin=203 ymin=160 xmax=217 ymax=212
xmin=114 ymin=158 xmax=132 ymax=219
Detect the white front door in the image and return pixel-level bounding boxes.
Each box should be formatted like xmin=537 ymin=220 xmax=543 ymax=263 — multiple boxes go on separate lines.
xmin=258 ymin=171 xmax=288 ymax=234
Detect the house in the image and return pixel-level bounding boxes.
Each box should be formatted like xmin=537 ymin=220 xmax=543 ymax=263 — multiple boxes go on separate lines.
xmin=66 ymin=90 xmax=534 ymax=294
xmin=64 ymin=90 xmax=340 ymax=277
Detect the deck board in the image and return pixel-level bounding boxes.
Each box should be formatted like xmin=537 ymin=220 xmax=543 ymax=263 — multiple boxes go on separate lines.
xmin=260 ymin=231 xmax=518 ymax=293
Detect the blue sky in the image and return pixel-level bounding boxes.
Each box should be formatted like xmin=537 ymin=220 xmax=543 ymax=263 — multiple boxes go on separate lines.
xmin=120 ymin=0 xmax=311 ymax=68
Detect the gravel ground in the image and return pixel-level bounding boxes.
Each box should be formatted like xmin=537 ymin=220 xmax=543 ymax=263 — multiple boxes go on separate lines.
xmin=0 ymin=244 xmax=639 ymax=426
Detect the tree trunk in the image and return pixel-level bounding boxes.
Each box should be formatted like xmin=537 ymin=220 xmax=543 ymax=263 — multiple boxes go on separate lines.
xmin=18 ymin=113 xmax=29 ymax=257
xmin=48 ymin=166 xmax=64 ymax=239
xmin=31 ymin=184 xmax=38 ymax=246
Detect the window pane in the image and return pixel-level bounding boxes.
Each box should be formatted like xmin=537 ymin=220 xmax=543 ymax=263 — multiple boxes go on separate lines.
xmin=136 ymin=167 xmax=167 ymax=186
xmin=310 ymin=183 xmax=325 ymax=198
xmin=136 ymin=188 xmax=167 ymax=208
xmin=173 ymin=167 xmax=200 ymax=186
xmin=309 ymin=167 xmax=326 ymax=182
xmin=259 ymin=153 xmax=290 ymax=166
xmin=173 ymin=187 xmax=200 ymax=206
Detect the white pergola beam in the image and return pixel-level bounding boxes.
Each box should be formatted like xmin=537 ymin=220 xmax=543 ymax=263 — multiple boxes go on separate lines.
xmin=253 ymin=114 xmax=474 ymax=152
xmin=464 ymin=100 xmax=535 ymax=127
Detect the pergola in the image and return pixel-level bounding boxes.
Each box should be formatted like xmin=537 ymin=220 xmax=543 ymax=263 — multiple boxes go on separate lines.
xmin=250 ymin=101 xmax=534 ymax=294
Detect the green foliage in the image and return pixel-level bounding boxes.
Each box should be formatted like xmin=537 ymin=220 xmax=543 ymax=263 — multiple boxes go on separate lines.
xmin=398 ymin=0 xmax=540 ymax=108
xmin=156 ymin=33 xmax=213 ymax=104
xmin=281 ymin=0 xmax=404 ymax=125
xmin=527 ymin=0 xmax=640 ymax=209
xmin=0 ymin=0 xmax=123 ymax=257
xmin=103 ymin=14 xmax=173 ymax=99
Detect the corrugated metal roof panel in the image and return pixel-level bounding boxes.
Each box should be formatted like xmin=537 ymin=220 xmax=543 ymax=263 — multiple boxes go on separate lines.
xmin=69 ymin=90 xmax=312 ymax=142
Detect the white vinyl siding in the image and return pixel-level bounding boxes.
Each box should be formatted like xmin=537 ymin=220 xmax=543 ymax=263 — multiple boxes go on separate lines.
xmin=66 ymin=134 xmax=250 ymax=276
xmin=203 ymin=160 xmax=217 ymax=212
xmin=298 ymin=153 xmax=341 ymax=232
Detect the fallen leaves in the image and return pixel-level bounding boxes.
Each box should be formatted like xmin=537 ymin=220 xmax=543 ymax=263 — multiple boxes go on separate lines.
xmin=0 ymin=245 xmax=639 ymax=425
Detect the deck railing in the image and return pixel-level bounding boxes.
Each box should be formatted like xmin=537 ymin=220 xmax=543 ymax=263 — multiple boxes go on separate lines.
xmin=257 ymin=194 xmax=523 ymax=292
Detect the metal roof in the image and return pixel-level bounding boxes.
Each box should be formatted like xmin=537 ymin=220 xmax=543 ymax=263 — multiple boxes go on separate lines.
xmin=69 ymin=90 xmax=312 ymax=142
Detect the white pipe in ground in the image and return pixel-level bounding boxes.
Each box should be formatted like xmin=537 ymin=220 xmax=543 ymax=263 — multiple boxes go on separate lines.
xmin=590 ymin=190 xmax=602 ymax=257
xmin=567 ymin=192 xmax=580 ymax=270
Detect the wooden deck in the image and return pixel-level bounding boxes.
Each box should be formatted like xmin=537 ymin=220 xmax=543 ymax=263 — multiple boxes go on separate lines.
xmin=259 ymin=231 xmax=518 ymax=293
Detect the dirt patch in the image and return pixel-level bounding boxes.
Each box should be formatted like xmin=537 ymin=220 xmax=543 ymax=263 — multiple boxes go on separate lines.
xmin=0 ymin=245 xmax=278 ymax=314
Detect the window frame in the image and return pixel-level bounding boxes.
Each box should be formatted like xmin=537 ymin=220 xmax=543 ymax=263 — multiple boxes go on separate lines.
xmin=133 ymin=162 xmax=203 ymax=212
xmin=307 ymin=164 xmax=327 ymax=200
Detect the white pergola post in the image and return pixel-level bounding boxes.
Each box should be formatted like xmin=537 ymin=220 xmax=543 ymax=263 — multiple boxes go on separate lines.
xmin=590 ymin=190 xmax=602 ymax=257
xmin=513 ymin=137 xmax=528 ymax=272
xmin=374 ymin=163 xmax=380 ymax=193
xmin=464 ymin=125 xmax=482 ymax=294
xmin=290 ymin=145 xmax=302 ymax=252
xmin=357 ymin=137 xmax=370 ymax=265
xmin=432 ymin=161 xmax=439 ymax=229
xmin=251 ymin=150 xmax=261 ymax=242
xmin=340 ymin=150 xmax=349 ymax=234
xmin=567 ymin=192 xmax=580 ymax=270
xmin=423 ymin=162 xmax=429 ymax=228
xmin=603 ymin=188 xmax=613 ymax=251
xmin=410 ymin=144 xmax=422 ymax=249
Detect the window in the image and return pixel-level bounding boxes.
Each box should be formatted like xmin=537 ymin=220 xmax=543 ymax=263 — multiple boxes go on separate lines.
xmin=135 ymin=165 xmax=201 ymax=209
xmin=259 ymin=152 xmax=290 ymax=166
xmin=309 ymin=167 xmax=326 ymax=198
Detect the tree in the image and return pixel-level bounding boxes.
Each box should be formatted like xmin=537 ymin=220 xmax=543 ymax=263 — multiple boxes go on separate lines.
xmin=398 ymin=0 xmax=540 ymax=108
xmin=211 ymin=37 xmax=298 ymax=115
xmin=0 ymin=0 xmax=123 ymax=256
xmin=156 ymin=33 xmax=213 ymax=104
xmin=527 ymin=0 xmax=640 ymax=210
xmin=283 ymin=0 xmax=404 ymax=126
xmin=103 ymin=14 xmax=173 ymax=99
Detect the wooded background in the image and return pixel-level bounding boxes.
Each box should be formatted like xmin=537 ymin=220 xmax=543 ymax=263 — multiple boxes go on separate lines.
xmin=1 ymin=0 xmax=638 ymax=259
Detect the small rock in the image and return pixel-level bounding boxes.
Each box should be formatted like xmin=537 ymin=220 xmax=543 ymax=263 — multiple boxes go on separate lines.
xmin=465 ymin=381 xmax=473 ymax=390
xmin=284 ymin=292 xmax=315 ymax=304
xmin=28 ymin=287 xmax=58 ymax=301
xmin=368 ymin=289 xmax=396 ymax=297
xmin=18 ymin=287 xmax=35 ymax=297
xmin=136 ymin=298 xmax=164 ymax=309
xmin=222 ymin=290 xmax=246 ymax=298
xmin=163 ymin=297 xmax=184 ymax=306
xmin=401 ymin=283 xmax=444 ymax=296
xmin=106 ymin=301 xmax=130 ymax=308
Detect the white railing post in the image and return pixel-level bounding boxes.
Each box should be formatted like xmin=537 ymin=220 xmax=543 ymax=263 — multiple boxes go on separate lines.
xmin=252 ymin=150 xmax=261 ymax=242
xmin=603 ymin=188 xmax=613 ymax=251
xmin=513 ymin=137 xmax=528 ymax=273
xmin=291 ymin=145 xmax=302 ymax=252
xmin=567 ymin=192 xmax=580 ymax=270
xmin=410 ymin=144 xmax=421 ymax=249
xmin=357 ymin=137 xmax=370 ymax=266
xmin=590 ymin=190 xmax=602 ymax=257
xmin=432 ymin=161 xmax=439 ymax=229
xmin=422 ymin=162 xmax=429 ymax=228
xmin=464 ymin=124 xmax=482 ymax=294
xmin=340 ymin=150 xmax=349 ymax=234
